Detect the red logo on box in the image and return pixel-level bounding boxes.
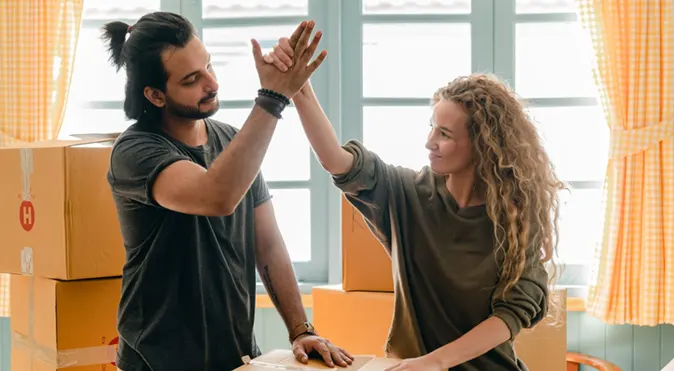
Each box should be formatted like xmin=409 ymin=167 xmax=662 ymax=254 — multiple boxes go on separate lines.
xmin=109 ymin=336 xmax=119 ymax=366
xmin=19 ymin=200 xmax=35 ymax=231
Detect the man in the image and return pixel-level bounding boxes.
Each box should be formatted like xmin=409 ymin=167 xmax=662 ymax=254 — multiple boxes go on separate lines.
xmin=102 ymin=12 xmax=352 ymax=371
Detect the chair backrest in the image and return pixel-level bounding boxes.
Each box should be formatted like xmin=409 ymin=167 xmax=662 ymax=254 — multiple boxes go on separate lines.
xmin=566 ymin=352 xmax=622 ymax=371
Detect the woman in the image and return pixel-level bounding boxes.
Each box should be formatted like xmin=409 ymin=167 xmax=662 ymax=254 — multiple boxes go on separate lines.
xmin=264 ymin=38 xmax=563 ymax=371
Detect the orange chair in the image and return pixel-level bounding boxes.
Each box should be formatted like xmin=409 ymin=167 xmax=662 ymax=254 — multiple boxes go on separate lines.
xmin=566 ymin=352 xmax=622 ymax=371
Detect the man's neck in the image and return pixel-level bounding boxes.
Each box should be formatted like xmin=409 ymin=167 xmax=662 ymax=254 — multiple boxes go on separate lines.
xmin=161 ymin=115 xmax=207 ymax=147
xmin=445 ymin=169 xmax=483 ymax=208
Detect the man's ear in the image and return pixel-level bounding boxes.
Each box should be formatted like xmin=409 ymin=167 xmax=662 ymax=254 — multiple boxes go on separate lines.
xmin=144 ymin=87 xmax=166 ymax=108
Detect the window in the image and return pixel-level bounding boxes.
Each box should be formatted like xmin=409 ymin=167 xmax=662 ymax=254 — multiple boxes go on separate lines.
xmin=59 ymin=0 xmax=161 ymax=137
xmin=503 ymin=0 xmax=608 ymax=287
xmin=343 ymin=0 xmax=471 ymax=168
xmin=60 ymin=0 xmax=607 ymax=289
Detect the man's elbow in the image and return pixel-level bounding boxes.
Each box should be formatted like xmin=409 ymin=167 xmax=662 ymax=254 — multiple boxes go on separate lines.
xmin=201 ymin=173 xmax=246 ymax=216
xmin=158 ymin=183 xmax=240 ymax=217
xmin=211 ymin=193 xmax=241 ymax=216
xmin=212 ymin=202 xmax=235 ymax=216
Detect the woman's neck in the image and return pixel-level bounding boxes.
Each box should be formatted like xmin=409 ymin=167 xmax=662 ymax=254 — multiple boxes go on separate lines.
xmin=445 ymin=170 xmax=484 ymax=208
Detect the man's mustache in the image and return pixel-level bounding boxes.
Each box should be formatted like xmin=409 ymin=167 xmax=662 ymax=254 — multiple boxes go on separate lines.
xmin=200 ymin=93 xmax=217 ymax=103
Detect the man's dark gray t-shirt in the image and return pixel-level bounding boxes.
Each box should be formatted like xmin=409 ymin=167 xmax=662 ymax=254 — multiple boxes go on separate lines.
xmin=107 ymin=118 xmax=271 ymax=371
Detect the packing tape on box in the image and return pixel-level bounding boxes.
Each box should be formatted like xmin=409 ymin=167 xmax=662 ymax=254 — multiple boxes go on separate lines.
xmin=20 ymin=148 xmax=32 ymax=201
xmin=11 ymin=274 xmax=118 ymax=368
xmin=241 ymin=356 xmax=333 ymax=371
xmin=20 ymin=148 xmax=34 ymax=275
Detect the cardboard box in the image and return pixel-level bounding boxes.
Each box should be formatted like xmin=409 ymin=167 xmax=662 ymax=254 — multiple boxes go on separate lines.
xmin=0 ymin=139 xmax=125 ymax=280
xmin=312 ymin=285 xmax=567 ymax=371
xmin=234 ymin=349 xmax=400 ymax=371
xmin=341 ymin=196 xmax=393 ymax=292
xmin=313 ymin=286 xmax=393 ymax=356
xmin=10 ymin=275 xmax=121 ymax=371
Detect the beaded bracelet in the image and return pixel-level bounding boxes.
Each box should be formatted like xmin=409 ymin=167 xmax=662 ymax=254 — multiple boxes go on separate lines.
xmin=258 ymin=88 xmax=291 ymax=106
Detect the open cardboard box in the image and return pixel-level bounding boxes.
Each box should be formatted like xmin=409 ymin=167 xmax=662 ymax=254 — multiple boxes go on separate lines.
xmin=235 ymin=349 xmax=400 ymax=371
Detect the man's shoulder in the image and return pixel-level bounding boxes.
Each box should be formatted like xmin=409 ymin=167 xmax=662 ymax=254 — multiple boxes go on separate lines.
xmin=107 ymin=123 xmax=183 ymax=179
xmin=111 ymin=123 xmax=175 ymax=154
xmin=115 ymin=122 xmax=166 ymax=143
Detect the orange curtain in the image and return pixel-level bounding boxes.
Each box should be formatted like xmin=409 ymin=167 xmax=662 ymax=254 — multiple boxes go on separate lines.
xmin=0 ymin=0 xmax=84 ymax=316
xmin=577 ymin=0 xmax=673 ymax=325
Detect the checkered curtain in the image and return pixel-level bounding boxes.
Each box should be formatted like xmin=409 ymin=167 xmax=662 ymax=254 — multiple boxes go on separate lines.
xmin=0 ymin=0 xmax=84 ymax=316
xmin=577 ymin=0 xmax=674 ymax=326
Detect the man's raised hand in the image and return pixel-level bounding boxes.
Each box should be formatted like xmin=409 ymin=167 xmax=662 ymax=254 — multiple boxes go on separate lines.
xmin=251 ymin=20 xmax=327 ymax=99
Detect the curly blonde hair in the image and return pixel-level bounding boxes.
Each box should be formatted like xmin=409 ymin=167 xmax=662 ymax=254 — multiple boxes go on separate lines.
xmin=432 ymin=74 xmax=566 ymax=320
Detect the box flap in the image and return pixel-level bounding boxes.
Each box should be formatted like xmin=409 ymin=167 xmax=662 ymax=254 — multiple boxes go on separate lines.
xmin=0 ymin=140 xmax=77 ymax=149
xmin=237 ymin=350 xmax=388 ymax=371
xmin=70 ymin=140 xmax=115 ymax=148
xmin=66 ymin=138 xmax=116 ymax=147
xmin=0 ymin=138 xmax=112 ymax=150
xmin=68 ymin=132 xmax=121 ymax=141
xmin=358 ymin=358 xmax=400 ymax=370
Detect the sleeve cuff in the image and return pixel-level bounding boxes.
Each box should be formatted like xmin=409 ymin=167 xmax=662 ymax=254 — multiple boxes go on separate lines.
xmin=145 ymin=155 xmax=191 ymax=207
xmin=254 ymin=194 xmax=273 ymax=208
xmin=490 ymin=309 xmax=523 ymax=341
xmin=332 ymin=140 xmax=377 ymax=194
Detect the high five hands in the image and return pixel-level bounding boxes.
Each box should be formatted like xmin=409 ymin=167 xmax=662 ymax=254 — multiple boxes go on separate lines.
xmin=251 ymin=20 xmax=326 ymax=99
xmin=262 ymin=21 xmax=326 ymax=94
xmin=263 ymin=33 xmax=302 ymax=73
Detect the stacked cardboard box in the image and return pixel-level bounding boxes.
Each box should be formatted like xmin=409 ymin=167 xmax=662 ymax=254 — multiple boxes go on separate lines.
xmin=310 ymin=196 xmax=568 ymax=371
xmin=0 ymin=139 xmax=125 ymax=370
xmin=340 ymin=196 xmax=393 ymax=293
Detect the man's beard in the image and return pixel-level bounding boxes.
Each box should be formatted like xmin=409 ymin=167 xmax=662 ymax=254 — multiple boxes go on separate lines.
xmin=165 ymin=93 xmax=220 ymax=120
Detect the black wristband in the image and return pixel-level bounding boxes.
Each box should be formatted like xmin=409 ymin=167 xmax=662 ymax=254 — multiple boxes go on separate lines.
xmin=255 ymin=94 xmax=286 ymax=119
xmin=258 ymin=88 xmax=291 ymax=106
